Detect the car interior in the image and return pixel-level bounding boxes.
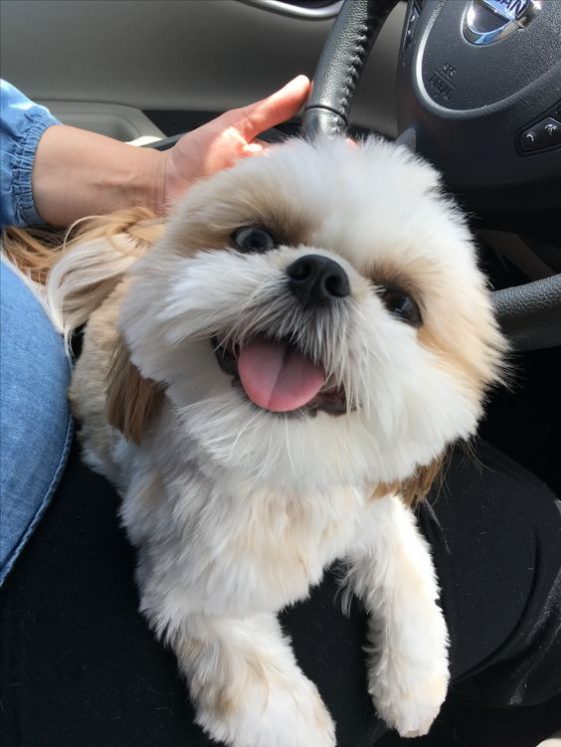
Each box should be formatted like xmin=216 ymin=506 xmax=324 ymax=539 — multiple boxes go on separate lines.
xmin=1 ymin=0 xmax=560 ymax=745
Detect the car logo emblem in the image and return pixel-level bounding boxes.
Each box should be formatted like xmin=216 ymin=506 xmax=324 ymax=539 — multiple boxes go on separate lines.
xmin=463 ymin=0 xmax=541 ymax=45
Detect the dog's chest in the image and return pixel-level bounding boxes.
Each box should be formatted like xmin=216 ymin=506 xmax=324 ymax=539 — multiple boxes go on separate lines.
xmin=160 ymin=474 xmax=364 ymax=615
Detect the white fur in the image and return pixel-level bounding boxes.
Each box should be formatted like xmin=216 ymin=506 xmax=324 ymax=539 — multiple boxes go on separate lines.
xmin=348 ymin=494 xmax=449 ymax=736
xmin=49 ymin=234 xmax=142 ymax=345
xmin=49 ymin=137 xmax=504 ymax=745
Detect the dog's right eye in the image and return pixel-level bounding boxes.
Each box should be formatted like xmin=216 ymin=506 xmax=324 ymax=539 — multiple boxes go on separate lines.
xmin=232 ymin=226 xmax=276 ymax=254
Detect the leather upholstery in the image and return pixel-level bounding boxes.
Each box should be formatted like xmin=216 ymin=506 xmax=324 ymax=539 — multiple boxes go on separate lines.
xmin=494 ymin=274 xmax=561 ymax=351
xmin=302 ymin=0 xmax=398 ymax=139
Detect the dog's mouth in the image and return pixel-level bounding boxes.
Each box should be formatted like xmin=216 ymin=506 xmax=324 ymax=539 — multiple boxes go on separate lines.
xmin=212 ymin=336 xmax=347 ymax=416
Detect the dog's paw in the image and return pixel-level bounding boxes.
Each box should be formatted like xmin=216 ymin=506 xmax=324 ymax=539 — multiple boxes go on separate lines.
xmin=367 ymin=591 xmax=450 ymax=738
xmin=370 ymin=669 xmax=448 ymax=738
xmin=196 ymin=670 xmax=336 ymax=747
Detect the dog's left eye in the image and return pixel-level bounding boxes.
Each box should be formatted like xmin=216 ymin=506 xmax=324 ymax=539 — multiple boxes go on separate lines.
xmin=380 ymin=287 xmax=423 ymax=326
xmin=232 ymin=226 xmax=277 ymax=254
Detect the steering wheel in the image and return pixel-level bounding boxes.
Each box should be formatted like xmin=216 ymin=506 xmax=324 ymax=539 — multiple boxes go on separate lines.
xmin=301 ymin=0 xmax=561 ymax=351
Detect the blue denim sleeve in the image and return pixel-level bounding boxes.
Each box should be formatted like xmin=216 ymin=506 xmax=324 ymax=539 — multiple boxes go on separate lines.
xmin=0 ymin=79 xmax=60 ymax=228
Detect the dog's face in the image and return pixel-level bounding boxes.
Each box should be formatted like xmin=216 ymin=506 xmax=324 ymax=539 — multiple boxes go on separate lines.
xmin=117 ymin=138 xmax=504 ymax=493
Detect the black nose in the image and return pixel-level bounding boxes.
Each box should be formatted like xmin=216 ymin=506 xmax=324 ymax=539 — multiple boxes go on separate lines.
xmin=287 ymin=255 xmax=350 ymax=307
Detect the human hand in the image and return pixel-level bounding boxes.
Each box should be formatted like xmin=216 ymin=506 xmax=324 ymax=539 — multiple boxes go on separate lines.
xmin=159 ymin=75 xmax=311 ymax=211
xmin=31 ymin=76 xmax=309 ymax=227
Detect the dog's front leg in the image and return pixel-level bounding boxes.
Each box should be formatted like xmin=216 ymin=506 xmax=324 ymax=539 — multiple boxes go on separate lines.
xmin=168 ymin=611 xmax=335 ymax=747
xmin=347 ymin=494 xmax=449 ymax=738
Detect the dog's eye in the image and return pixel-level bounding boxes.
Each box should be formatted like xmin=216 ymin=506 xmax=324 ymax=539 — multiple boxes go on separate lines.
xmin=380 ymin=287 xmax=422 ymax=326
xmin=232 ymin=226 xmax=276 ymax=254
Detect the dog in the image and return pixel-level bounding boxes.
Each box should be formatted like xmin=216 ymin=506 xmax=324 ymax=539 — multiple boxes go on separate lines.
xmin=6 ymin=136 xmax=505 ymax=745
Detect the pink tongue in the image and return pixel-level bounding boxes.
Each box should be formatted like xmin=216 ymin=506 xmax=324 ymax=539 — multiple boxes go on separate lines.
xmin=238 ymin=339 xmax=326 ymax=412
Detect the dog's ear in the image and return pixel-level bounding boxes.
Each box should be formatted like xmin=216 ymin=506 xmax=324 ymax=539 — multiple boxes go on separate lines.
xmin=399 ymin=456 xmax=444 ymax=506
xmin=373 ymin=454 xmax=445 ymax=507
xmin=106 ymin=336 xmax=165 ymax=445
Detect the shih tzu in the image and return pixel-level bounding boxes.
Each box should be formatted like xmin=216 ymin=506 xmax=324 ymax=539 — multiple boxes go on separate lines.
xmin=9 ymin=136 xmax=505 ymax=745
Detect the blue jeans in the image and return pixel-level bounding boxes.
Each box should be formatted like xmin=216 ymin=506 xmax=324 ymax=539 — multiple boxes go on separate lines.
xmin=0 ymin=262 xmax=73 ymax=585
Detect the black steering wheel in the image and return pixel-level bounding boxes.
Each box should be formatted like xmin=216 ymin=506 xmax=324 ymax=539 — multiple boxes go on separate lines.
xmin=301 ymin=0 xmax=561 ymax=351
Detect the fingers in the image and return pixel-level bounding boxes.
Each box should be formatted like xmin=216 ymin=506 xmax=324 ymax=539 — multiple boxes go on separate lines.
xmin=235 ymin=75 xmax=311 ymax=140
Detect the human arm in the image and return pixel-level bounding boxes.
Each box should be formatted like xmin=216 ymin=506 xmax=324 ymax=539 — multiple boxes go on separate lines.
xmin=30 ymin=75 xmax=310 ymax=227
xmin=0 ymin=79 xmax=61 ymax=228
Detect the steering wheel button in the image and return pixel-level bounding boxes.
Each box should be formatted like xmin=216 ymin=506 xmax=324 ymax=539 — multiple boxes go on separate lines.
xmin=520 ymin=118 xmax=561 ymax=153
xmin=520 ymin=129 xmax=539 ymax=152
xmin=539 ymin=117 xmax=561 ymax=145
xmin=544 ymin=121 xmax=559 ymax=138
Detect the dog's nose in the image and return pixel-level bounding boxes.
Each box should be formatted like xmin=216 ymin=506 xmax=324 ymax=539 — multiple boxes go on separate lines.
xmin=287 ymin=255 xmax=350 ymax=307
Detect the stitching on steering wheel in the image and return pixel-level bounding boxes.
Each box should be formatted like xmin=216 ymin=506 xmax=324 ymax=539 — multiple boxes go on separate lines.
xmin=340 ymin=24 xmax=371 ymax=118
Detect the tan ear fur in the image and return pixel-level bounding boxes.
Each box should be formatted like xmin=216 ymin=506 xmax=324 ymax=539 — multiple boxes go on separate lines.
xmin=2 ymin=207 xmax=163 ymax=284
xmin=2 ymin=225 xmax=66 ymax=283
xmin=106 ymin=336 xmax=165 ymax=445
xmin=373 ymin=453 xmax=446 ymax=507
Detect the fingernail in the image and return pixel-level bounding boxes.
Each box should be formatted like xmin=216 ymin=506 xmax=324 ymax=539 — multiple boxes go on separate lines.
xmin=285 ymin=75 xmax=310 ymax=91
xmin=243 ymin=142 xmax=265 ymax=156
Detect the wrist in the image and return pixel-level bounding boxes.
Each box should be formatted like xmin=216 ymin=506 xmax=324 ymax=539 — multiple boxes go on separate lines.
xmin=158 ymin=146 xmax=195 ymax=214
xmin=123 ymin=140 xmax=167 ymax=217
